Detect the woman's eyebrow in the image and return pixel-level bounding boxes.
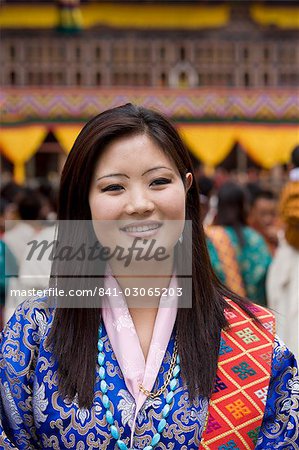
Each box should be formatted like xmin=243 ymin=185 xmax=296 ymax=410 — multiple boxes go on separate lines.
xmin=96 ymin=166 xmax=173 ymax=181
xmin=96 ymin=173 xmax=129 ymax=181
xmin=142 ymin=166 xmax=173 ymax=176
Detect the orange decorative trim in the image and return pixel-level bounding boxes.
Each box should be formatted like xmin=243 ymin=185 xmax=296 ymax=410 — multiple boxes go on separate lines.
xmin=200 ymin=300 xmax=275 ymax=449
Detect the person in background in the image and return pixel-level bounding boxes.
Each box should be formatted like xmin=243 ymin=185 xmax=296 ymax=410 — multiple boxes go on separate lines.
xmin=247 ymin=184 xmax=279 ymax=255
xmin=3 ymin=188 xmax=43 ymax=264
xmin=37 ymin=179 xmax=58 ymax=221
xmin=0 ymin=241 xmax=18 ymax=330
xmin=206 ymin=181 xmax=272 ymax=306
xmin=267 ymin=146 xmax=299 ymax=358
xmin=0 ymin=200 xmax=10 ymax=238
xmin=9 ymin=183 xmax=58 ymax=324
xmin=0 ymin=181 xmax=23 ymax=207
xmin=3 ymin=188 xmax=43 ymax=323
xmin=196 ymin=174 xmax=215 ymax=225
xmin=287 ymin=145 xmax=299 ymax=182
xmin=0 ymin=182 xmax=23 ymax=236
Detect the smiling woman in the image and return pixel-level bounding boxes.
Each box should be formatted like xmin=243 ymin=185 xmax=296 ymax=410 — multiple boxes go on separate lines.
xmin=0 ymin=104 xmax=298 ymax=450
xmin=89 ymin=133 xmax=190 ymax=288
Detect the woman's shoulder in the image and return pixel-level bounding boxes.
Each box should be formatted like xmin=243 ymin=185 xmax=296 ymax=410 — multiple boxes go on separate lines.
xmin=8 ymin=293 xmax=52 ymax=320
xmin=224 ymin=297 xmax=272 ymax=318
xmin=1 ymin=295 xmax=53 ymax=350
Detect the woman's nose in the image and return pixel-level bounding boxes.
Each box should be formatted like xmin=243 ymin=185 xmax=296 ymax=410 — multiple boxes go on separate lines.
xmin=125 ymin=191 xmax=155 ymax=215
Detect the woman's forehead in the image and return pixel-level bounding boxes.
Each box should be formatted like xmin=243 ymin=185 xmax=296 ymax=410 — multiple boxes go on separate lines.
xmin=94 ymin=134 xmax=177 ymax=172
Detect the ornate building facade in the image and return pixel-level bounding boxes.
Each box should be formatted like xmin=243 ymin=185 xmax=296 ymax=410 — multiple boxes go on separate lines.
xmin=2 ymin=4 xmax=299 ymax=89
xmin=1 ymin=1 xmax=299 ymax=181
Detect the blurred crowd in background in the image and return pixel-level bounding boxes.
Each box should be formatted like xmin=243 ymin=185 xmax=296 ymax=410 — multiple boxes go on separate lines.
xmin=1 ymin=146 xmax=298 ymax=358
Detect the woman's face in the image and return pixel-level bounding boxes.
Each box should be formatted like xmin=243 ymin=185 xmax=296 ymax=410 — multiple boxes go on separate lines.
xmin=89 ymin=133 xmax=192 ymax=269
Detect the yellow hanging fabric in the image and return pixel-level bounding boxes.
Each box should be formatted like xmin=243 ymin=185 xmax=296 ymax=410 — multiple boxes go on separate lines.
xmin=14 ymin=163 xmax=26 ymax=185
xmin=178 ymin=124 xmax=299 ymax=169
xmin=178 ymin=125 xmax=236 ymax=167
xmin=236 ymin=126 xmax=299 ymax=169
xmin=0 ymin=126 xmax=48 ymax=184
xmin=53 ymin=126 xmax=82 ymax=154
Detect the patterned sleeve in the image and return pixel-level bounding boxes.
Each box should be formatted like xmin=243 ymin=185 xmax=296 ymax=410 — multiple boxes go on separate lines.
xmin=0 ymin=297 xmax=51 ymax=449
xmin=255 ymin=336 xmax=299 ymax=449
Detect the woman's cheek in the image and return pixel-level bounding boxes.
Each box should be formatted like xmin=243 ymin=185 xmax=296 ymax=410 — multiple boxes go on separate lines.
xmin=159 ymin=186 xmax=186 ymax=218
xmin=90 ymin=197 xmax=122 ymax=221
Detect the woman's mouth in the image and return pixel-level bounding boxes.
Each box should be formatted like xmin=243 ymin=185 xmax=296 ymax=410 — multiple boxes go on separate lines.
xmin=120 ymin=222 xmax=162 ymax=238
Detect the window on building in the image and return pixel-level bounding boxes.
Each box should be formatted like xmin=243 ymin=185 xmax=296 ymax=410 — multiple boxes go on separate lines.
xmin=135 ymin=46 xmax=150 ymax=62
xmin=143 ymin=47 xmax=150 ymax=61
xmin=75 ymin=46 xmax=81 ymax=61
xmin=280 ymin=45 xmax=296 ymax=64
xmin=207 ymin=73 xmax=213 ymax=84
xmin=206 ymin=48 xmax=213 ymax=61
xmin=160 ymin=72 xmax=167 ymax=86
xmin=195 ymin=47 xmax=203 ymax=62
xmin=37 ymin=46 xmax=42 ymax=60
xmin=112 ymin=72 xmax=119 ymax=85
xmin=180 ymin=47 xmax=186 ymax=61
xmin=96 ymin=47 xmax=101 ymax=61
xmin=226 ymin=73 xmax=233 ymax=86
xmin=179 ymin=72 xmax=188 ymax=87
xmin=76 ymin=72 xmax=81 ymax=85
xmin=25 ymin=45 xmax=32 ymax=61
xmin=112 ymin=45 xmax=127 ymax=62
xmin=44 ymin=73 xmax=53 ymax=85
xmin=114 ymin=72 xmax=127 ymax=85
xmin=142 ymin=73 xmax=150 ymax=85
xmin=10 ymin=71 xmax=16 ymax=85
xmin=9 ymin=45 xmax=16 ymax=60
xmin=132 ymin=73 xmax=138 ymax=85
xmin=160 ymin=47 xmax=166 ymax=60
xmin=56 ymin=72 xmax=64 ymax=84
xmin=244 ymin=72 xmax=250 ymax=86
xmin=279 ymin=72 xmax=299 ymax=86
xmin=263 ymin=72 xmax=269 ymax=86
xmin=263 ymin=47 xmax=269 ymax=61
xmin=58 ymin=45 xmax=65 ymax=62
xmin=37 ymin=72 xmax=43 ymax=85
xmin=96 ymin=72 xmax=101 ymax=85
xmin=27 ymin=72 xmax=34 ymax=85
xmin=243 ymin=47 xmax=249 ymax=60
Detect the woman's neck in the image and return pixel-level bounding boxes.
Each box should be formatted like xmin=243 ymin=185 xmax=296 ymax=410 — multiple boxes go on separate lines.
xmin=110 ymin=257 xmax=174 ymax=359
xmin=128 ymin=306 xmax=159 ymax=360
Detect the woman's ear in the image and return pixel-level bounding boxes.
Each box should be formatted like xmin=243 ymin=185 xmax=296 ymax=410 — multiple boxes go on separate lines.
xmin=185 ymin=172 xmax=193 ymax=193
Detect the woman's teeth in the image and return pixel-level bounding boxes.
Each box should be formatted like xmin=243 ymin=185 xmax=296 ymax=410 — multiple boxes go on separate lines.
xmin=123 ymin=224 xmax=160 ymax=233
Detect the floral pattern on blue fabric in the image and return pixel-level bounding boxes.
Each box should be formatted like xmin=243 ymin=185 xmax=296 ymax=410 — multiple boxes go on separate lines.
xmin=255 ymin=336 xmax=299 ymax=449
xmin=0 ymin=298 xmax=298 ymax=449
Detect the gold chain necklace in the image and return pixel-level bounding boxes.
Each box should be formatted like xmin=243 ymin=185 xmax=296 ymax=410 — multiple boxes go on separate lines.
xmin=138 ymin=338 xmax=179 ymax=399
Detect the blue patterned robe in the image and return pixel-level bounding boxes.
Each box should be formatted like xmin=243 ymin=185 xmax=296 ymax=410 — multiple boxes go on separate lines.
xmin=0 ymin=297 xmax=298 ymax=449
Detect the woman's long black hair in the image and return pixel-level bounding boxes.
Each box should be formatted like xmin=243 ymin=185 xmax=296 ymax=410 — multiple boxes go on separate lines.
xmin=47 ymin=104 xmax=256 ymax=408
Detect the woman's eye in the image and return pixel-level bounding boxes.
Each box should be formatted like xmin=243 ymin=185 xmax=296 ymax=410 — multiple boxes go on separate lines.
xmin=151 ymin=178 xmax=172 ymax=186
xmin=101 ymin=184 xmax=124 ymax=192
